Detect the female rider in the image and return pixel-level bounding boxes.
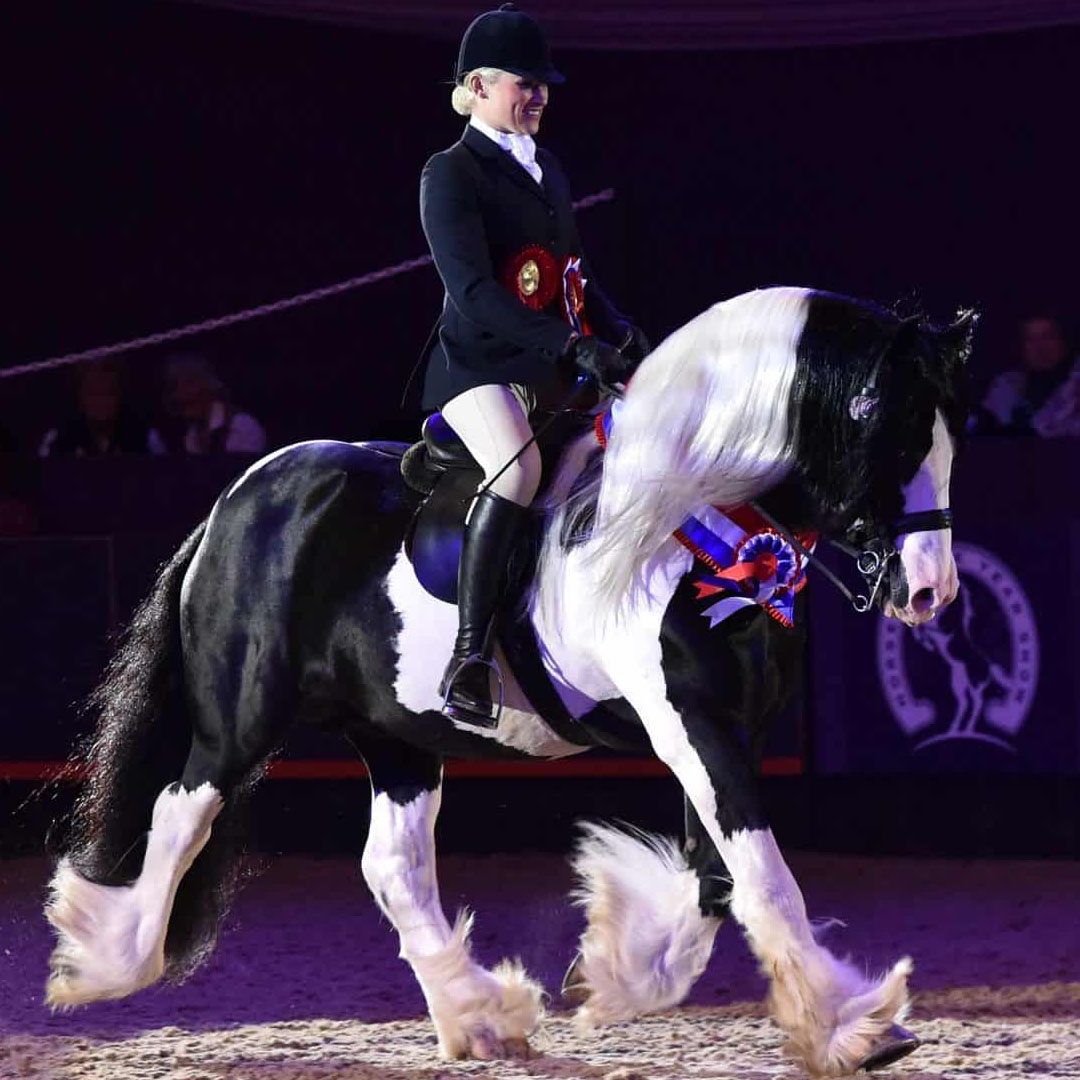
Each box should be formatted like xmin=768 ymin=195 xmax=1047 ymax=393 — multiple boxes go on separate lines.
xmin=420 ymin=4 xmax=647 ymax=727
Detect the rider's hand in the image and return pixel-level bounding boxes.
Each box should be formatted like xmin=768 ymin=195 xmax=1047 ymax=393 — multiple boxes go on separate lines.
xmin=570 ymin=335 xmax=638 ymax=390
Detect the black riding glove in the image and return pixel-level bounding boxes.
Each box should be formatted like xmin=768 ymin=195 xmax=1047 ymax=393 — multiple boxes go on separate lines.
xmin=570 ymin=335 xmax=638 ymax=390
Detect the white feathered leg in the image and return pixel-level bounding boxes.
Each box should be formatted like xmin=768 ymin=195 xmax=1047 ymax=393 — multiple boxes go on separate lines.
xmin=568 ymin=822 xmax=721 ymax=1025
xmin=725 ymin=826 xmax=913 ymax=1078
xmin=361 ymin=785 xmax=543 ymax=1060
xmin=585 ymin=648 xmax=914 ymax=1077
xmin=45 ymin=781 xmax=223 ymax=1007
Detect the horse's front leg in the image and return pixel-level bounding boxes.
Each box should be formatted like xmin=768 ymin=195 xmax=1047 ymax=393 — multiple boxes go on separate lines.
xmin=563 ymin=800 xmax=726 ymax=1021
xmin=592 ymin=618 xmax=915 ymax=1077
xmin=358 ymin=741 xmax=543 ymax=1060
xmin=710 ymin=794 xmax=915 ymax=1076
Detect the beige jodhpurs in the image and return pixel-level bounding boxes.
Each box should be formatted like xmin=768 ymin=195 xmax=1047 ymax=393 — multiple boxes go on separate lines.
xmin=441 ymin=383 xmax=542 ymax=507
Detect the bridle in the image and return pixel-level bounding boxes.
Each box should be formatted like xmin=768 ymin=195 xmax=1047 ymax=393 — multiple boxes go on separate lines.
xmin=749 ymin=317 xmax=955 ymax=613
xmin=750 ymin=502 xmax=952 ymax=614
xmin=480 ymin=316 xmax=954 ymax=615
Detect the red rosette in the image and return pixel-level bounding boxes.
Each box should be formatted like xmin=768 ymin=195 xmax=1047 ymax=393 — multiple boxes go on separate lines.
xmin=502 ymin=245 xmax=559 ymax=311
xmin=560 ymin=255 xmax=592 ymax=336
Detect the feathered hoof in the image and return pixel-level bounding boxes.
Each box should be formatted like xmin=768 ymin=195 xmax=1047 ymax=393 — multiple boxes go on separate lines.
xmin=409 ymin=917 xmax=545 ymax=1061
xmin=46 ymin=932 xmax=160 ymax=1008
xmin=567 ymin=822 xmax=721 ymax=1026
xmin=440 ymin=959 xmax=544 ymax=1061
xmin=45 ymin=954 xmax=149 ymax=1010
xmin=44 ymin=861 xmax=161 ymax=1009
xmin=458 ymin=1028 xmax=536 ymax=1061
xmin=561 ymin=951 xmax=590 ymax=1006
xmin=855 ymin=1024 xmax=921 ymax=1072
xmin=774 ymin=954 xmax=915 ymax=1077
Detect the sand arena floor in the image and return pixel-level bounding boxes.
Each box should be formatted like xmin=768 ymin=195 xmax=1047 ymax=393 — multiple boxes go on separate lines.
xmin=1 ymin=851 xmax=1078 ymax=1079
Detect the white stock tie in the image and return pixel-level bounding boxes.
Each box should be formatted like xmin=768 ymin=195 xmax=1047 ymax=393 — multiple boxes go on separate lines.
xmin=507 ymin=134 xmax=542 ymax=185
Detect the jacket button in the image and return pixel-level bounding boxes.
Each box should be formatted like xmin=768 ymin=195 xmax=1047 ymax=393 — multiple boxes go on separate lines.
xmin=547 ymin=208 xmax=555 ymax=217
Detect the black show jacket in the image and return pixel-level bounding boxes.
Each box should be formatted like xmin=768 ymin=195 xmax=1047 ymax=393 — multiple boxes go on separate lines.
xmin=419 ymin=123 xmax=626 ymax=410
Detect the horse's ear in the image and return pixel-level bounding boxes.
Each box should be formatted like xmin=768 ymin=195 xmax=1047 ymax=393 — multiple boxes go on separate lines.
xmin=941 ymin=308 xmax=979 ymax=368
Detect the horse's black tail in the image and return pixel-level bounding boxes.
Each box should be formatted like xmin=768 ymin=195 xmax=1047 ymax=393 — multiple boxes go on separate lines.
xmin=62 ymin=519 xmax=252 ymax=979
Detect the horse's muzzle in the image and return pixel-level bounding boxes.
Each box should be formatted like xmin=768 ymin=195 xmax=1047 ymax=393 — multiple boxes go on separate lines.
xmin=883 ymin=570 xmax=958 ymax=626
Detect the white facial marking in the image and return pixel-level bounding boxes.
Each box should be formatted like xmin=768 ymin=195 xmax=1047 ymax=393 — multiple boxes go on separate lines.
xmin=891 ymin=410 xmax=957 ymax=625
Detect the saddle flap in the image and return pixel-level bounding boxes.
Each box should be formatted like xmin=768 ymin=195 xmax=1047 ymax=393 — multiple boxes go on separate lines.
xmin=406 ymin=407 xmax=600 ymax=601
xmin=405 ymin=467 xmax=480 ymax=604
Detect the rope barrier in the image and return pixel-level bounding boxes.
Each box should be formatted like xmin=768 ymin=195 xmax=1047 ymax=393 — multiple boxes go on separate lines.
xmin=2 ymin=188 xmax=616 ymax=382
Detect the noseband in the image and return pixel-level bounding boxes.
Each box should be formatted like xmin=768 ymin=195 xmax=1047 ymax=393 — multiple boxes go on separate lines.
xmin=750 ymin=503 xmax=953 ymax=614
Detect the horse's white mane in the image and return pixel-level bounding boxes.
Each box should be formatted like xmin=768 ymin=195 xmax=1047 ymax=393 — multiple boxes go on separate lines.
xmin=536 ymin=286 xmax=811 ymax=626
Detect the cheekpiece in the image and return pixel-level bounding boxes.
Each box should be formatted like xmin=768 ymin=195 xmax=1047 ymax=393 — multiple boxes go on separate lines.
xmin=454 ymin=4 xmax=565 ymax=85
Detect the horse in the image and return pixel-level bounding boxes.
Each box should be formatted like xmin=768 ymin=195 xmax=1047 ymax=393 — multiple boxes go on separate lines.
xmin=43 ymin=286 xmax=972 ymax=1077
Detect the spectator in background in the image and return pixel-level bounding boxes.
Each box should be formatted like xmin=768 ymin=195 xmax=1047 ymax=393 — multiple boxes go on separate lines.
xmin=974 ymin=315 xmax=1080 ymax=436
xmin=39 ymin=358 xmax=160 ymax=456
xmin=159 ymin=352 xmax=267 ymax=454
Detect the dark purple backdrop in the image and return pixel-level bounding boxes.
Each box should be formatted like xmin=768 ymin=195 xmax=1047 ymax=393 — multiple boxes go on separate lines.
xmin=3 ymin=2 xmax=1079 ymax=857
xmin=4 ymin=1 xmax=1078 ymax=450
xmin=175 ymin=0 xmax=1080 ymax=49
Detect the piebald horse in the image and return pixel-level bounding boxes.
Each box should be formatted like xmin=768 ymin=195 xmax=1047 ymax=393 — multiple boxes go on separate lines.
xmin=45 ymin=287 xmax=971 ymax=1076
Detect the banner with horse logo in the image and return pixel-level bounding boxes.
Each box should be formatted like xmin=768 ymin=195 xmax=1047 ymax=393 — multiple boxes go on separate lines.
xmin=810 ymin=477 xmax=1080 ymax=774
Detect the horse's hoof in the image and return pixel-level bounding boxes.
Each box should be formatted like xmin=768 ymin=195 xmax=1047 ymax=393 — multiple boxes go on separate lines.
xmin=465 ymin=1029 xmax=534 ymax=1060
xmin=503 ymin=1036 xmax=534 ymax=1060
xmin=561 ymin=951 xmax=590 ymax=1005
xmin=857 ymin=1024 xmax=921 ymax=1072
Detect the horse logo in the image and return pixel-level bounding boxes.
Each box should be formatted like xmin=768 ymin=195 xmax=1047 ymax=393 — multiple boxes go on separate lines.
xmin=876 ymin=542 xmax=1039 ymax=752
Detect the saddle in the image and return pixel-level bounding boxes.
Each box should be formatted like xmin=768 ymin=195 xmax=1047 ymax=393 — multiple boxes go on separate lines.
xmin=400 ymin=409 xmax=587 ymax=604
xmin=394 ymin=407 xmax=657 ymax=753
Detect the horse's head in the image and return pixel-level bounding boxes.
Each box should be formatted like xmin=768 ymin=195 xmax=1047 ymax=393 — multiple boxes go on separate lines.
xmin=792 ymin=296 xmax=975 ymax=626
xmin=567 ymin=286 xmax=974 ymax=628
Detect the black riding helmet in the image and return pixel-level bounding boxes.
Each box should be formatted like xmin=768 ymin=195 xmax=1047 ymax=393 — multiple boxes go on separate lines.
xmin=454 ymin=3 xmax=565 ymax=85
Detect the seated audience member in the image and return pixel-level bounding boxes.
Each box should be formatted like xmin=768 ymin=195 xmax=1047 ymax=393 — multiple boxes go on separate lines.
xmin=975 ymin=315 xmax=1080 ymax=436
xmin=160 ymin=352 xmax=267 ymax=454
xmin=39 ymin=359 xmax=160 ymax=456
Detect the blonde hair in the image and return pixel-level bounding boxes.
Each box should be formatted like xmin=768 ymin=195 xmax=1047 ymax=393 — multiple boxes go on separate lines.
xmin=451 ymin=67 xmax=504 ymax=115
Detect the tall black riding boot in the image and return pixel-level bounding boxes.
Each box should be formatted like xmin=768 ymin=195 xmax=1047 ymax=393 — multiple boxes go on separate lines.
xmin=439 ymin=489 xmax=529 ymax=728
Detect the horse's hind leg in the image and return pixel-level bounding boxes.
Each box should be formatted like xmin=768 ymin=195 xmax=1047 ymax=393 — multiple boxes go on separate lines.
xmin=47 ymin=654 xmax=292 ymax=1007
xmin=358 ymin=738 xmax=543 ymax=1060
xmin=46 ymin=779 xmax=223 ymax=1007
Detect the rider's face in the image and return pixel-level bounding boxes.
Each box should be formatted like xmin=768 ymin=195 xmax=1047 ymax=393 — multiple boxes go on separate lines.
xmin=472 ymin=71 xmax=548 ymax=136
